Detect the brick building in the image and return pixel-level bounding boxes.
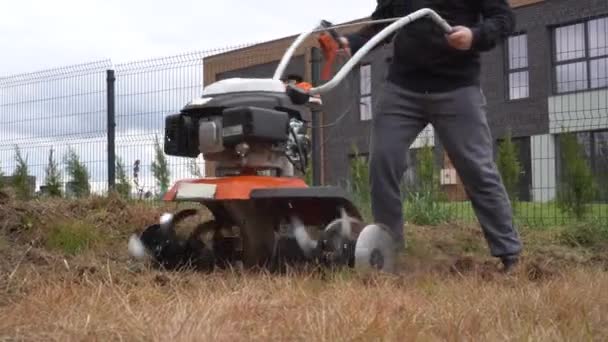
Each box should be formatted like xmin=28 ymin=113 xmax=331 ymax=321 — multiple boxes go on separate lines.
xmin=202 ymin=0 xmax=608 ymax=203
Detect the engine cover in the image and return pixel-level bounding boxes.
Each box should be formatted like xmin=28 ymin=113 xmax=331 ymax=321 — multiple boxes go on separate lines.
xmin=164 ymin=114 xmax=199 ymax=157
xmin=163 ymin=82 xmax=312 ymax=176
xmin=222 ymin=106 xmax=289 ymax=147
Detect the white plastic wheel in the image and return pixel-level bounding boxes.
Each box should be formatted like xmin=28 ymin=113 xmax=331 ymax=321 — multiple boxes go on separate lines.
xmin=128 ymin=234 xmax=148 ymax=260
xmin=354 ymin=224 xmax=397 ymax=274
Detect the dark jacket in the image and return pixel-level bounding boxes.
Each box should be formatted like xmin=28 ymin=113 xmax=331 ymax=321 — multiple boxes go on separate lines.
xmin=346 ymin=0 xmax=515 ymax=93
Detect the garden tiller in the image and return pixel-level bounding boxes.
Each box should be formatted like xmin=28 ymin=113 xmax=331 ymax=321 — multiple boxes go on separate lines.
xmin=128 ymin=9 xmax=452 ymax=274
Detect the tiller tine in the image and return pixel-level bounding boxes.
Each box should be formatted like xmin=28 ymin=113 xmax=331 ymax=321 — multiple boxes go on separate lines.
xmin=128 ymin=209 xmax=215 ymax=272
xmin=289 ymin=207 xmax=397 ymax=273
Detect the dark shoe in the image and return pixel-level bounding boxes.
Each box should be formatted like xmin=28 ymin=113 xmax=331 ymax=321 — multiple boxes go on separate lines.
xmin=500 ymin=254 xmax=520 ymax=274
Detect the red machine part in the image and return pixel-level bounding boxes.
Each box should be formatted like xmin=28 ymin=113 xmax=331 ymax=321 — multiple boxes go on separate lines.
xmin=163 ymin=176 xmax=308 ymax=201
xmin=318 ymin=32 xmax=340 ymax=81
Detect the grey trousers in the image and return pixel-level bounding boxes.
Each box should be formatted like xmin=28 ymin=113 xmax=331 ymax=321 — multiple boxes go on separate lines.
xmin=369 ymin=80 xmax=523 ymax=258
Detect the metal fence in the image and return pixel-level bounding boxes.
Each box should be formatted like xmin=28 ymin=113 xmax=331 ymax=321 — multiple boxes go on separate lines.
xmin=0 ymin=47 xmax=245 ymax=198
xmin=0 ymin=61 xmax=112 ymax=195
xmin=112 ymin=52 xmax=210 ymax=198
xmin=1 ymin=9 xmax=607 ymax=228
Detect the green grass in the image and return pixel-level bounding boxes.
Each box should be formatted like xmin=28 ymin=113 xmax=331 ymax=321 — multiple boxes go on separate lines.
xmin=558 ymin=219 xmax=608 ymax=249
xmin=408 ymin=201 xmax=608 ymax=228
xmin=45 ymin=220 xmax=105 ymax=255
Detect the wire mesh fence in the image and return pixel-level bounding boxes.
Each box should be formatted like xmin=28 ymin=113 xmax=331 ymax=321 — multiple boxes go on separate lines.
xmin=113 ymin=52 xmax=210 ymax=198
xmin=0 ymin=46 xmax=250 ymax=199
xmin=0 ymin=5 xmax=607 ymax=228
xmin=0 ymin=60 xmax=112 ymax=197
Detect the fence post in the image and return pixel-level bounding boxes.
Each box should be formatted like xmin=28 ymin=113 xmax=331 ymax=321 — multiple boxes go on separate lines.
xmin=310 ymin=47 xmax=322 ymax=186
xmin=106 ymin=69 xmax=116 ymax=190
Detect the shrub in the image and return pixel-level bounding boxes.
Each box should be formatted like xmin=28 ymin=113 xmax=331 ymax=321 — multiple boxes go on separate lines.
xmin=496 ymin=131 xmax=522 ymax=207
xmin=115 ymin=156 xmax=131 ymax=199
xmin=45 ymin=220 xmax=103 ymax=255
xmin=12 ymin=146 xmax=31 ymax=200
xmin=44 ymin=148 xmax=63 ymax=197
xmin=556 ymin=132 xmax=596 ymax=220
xmin=151 ymin=134 xmax=170 ymax=196
xmin=64 ymin=148 xmax=91 ymax=198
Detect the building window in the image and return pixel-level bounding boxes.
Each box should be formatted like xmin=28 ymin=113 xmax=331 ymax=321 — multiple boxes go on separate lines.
xmin=507 ymin=33 xmax=529 ymax=100
xmin=553 ymin=16 xmax=608 ymax=93
xmin=360 ymin=64 xmax=372 ymax=121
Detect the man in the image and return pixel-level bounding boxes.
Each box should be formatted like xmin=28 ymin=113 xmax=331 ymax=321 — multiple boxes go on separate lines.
xmin=340 ymin=0 xmax=523 ymax=272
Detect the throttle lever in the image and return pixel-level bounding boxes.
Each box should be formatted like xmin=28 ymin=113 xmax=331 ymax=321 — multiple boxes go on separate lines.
xmin=317 ymin=20 xmax=348 ymax=81
xmin=320 ymin=20 xmax=347 ymax=49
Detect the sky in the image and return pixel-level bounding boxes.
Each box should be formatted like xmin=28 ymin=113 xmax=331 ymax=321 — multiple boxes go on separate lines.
xmin=0 ymin=0 xmax=375 ymax=76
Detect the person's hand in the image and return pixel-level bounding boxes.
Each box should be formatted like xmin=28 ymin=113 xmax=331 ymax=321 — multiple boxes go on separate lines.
xmin=446 ymin=26 xmax=473 ymax=50
xmin=338 ymin=37 xmax=351 ymax=57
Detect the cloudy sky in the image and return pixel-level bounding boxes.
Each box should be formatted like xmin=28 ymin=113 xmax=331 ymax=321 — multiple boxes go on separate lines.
xmin=0 ymin=0 xmax=375 ymax=76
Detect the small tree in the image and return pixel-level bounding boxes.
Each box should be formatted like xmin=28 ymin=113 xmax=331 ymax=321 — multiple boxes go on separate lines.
xmin=45 ymin=148 xmax=63 ymax=197
xmin=151 ymin=134 xmax=170 ymax=196
xmin=0 ymin=161 xmax=5 ymax=189
xmin=12 ymin=146 xmax=31 ymax=200
xmin=349 ymin=144 xmax=371 ymax=222
xmin=188 ymin=157 xmax=202 ymax=178
xmin=405 ymin=140 xmax=452 ymax=226
xmin=556 ymin=132 xmax=596 ymax=220
xmin=416 ymin=140 xmax=439 ymax=196
xmin=496 ymin=131 xmax=522 ymax=207
xmin=64 ymin=148 xmax=90 ymax=198
xmin=304 ymin=162 xmax=313 ymax=185
xmin=115 ymin=156 xmax=131 ymax=199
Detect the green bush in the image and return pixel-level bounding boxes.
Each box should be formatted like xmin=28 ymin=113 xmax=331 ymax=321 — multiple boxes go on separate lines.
xmin=556 ymin=132 xmax=596 ymax=220
xmin=12 ymin=146 xmax=31 ymax=200
xmin=151 ymin=134 xmax=170 ymax=196
xmin=44 ymin=148 xmax=63 ymax=197
xmin=64 ymin=148 xmax=91 ymax=198
xmin=46 ymin=220 xmax=103 ymax=255
xmin=496 ymin=131 xmax=522 ymax=207
xmin=115 ymin=156 xmax=132 ymax=199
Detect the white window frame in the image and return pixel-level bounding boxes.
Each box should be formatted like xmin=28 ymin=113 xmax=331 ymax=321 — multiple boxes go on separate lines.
xmin=552 ymin=16 xmax=608 ymax=94
xmin=506 ymin=33 xmax=529 ymax=100
xmin=359 ymin=64 xmax=372 ymax=121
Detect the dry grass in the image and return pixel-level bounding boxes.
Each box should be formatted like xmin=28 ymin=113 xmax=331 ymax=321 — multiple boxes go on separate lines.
xmin=1 ymin=192 xmax=608 ymax=341
xmin=1 ymin=262 xmax=607 ymax=341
